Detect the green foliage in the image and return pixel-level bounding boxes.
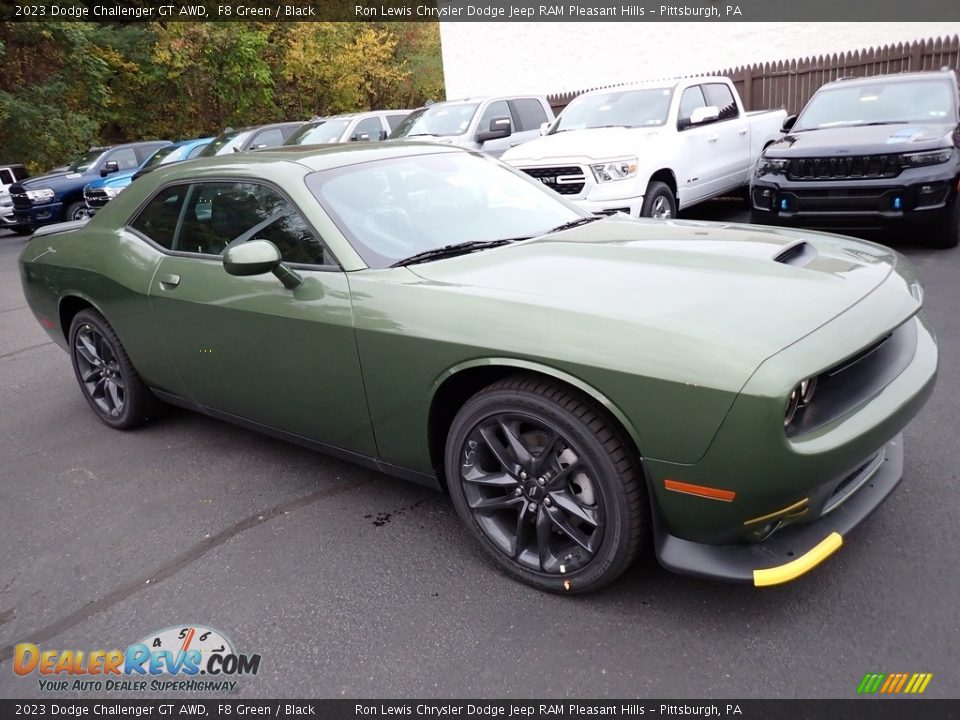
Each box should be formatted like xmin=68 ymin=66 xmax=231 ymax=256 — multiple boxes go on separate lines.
xmin=0 ymin=20 xmax=445 ymax=173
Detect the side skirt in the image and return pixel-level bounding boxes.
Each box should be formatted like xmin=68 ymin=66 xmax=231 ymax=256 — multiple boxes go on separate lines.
xmin=150 ymin=388 xmax=442 ymax=491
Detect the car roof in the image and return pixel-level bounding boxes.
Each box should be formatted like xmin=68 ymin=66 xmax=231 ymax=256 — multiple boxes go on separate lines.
xmin=160 ymin=141 xmax=464 ymax=174
xmin=820 ymin=69 xmax=958 ymax=90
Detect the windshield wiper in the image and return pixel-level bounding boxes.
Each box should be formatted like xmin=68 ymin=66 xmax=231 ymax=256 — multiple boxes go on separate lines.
xmin=854 ymin=121 xmax=910 ymax=127
xmin=390 ymin=239 xmax=515 ymax=267
xmin=543 ymin=216 xmax=602 ymax=234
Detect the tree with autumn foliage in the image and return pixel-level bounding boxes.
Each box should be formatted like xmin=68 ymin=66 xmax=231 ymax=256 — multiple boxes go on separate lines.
xmin=0 ymin=21 xmax=445 ymax=172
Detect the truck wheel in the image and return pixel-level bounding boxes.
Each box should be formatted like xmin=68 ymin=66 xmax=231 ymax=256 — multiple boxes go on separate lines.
xmin=65 ymin=202 xmax=87 ymax=222
xmin=931 ymin=199 xmax=960 ymax=249
xmin=640 ymin=182 xmax=676 ymax=219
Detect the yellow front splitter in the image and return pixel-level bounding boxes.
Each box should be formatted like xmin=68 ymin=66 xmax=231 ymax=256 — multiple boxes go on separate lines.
xmin=753 ymin=531 xmax=844 ymax=587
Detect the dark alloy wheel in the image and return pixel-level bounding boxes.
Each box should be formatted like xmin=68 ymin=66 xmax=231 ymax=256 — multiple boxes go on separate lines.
xmin=68 ymin=308 xmax=158 ymax=429
xmin=65 ymin=201 xmax=87 ymax=222
xmin=446 ymin=375 xmax=646 ymax=593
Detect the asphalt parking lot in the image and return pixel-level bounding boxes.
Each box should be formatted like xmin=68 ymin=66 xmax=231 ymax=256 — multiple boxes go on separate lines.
xmin=1 ymin=202 xmax=958 ymax=699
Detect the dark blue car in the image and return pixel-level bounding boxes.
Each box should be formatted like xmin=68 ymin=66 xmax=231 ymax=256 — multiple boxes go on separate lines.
xmin=8 ymin=140 xmax=170 ymax=231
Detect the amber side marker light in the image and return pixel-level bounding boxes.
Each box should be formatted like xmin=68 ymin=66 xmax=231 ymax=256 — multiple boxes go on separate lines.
xmin=664 ymin=479 xmax=736 ymax=502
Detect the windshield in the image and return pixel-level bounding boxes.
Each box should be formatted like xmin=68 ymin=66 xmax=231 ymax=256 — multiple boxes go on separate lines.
xmin=307 ymin=151 xmax=584 ymax=269
xmin=69 ymin=149 xmax=107 ymax=173
xmin=285 ymin=120 xmax=351 ymax=145
xmin=199 ymin=131 xmax=248 ymax=157
xmin=794 ymin=79 xmax=957 ymax=131
xmin=141 ymin=145 xmax=181 ymax=169
xmin=553 ymin=88 xmax=674 ymax=132
xmin=390 ymin=104 xmax=480 ymax=138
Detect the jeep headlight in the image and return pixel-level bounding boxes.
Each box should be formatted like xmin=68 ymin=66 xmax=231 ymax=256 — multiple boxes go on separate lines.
xmin=757 ymin=157 xmax=788 ymax=176
xmin=590 ymin=158 xmax=638 ymax=183
xmin=26 ymin=188 xmax=55 ymax=203
xmin=901 ymin=148 xmax=953 ymax=167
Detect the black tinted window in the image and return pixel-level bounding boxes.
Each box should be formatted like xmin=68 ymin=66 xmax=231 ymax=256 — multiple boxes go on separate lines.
xmin=251 ymin=129 xmax=284 ymax=149
xmin=176 ymin=182 xmax=331 ymax=265
xmin=511 ymin=98 xmax=548 ymax=131
xmin=386 ymin=113 xmax=408 ymax=131
xmin=130 ymin=185 xmax=187 ymax=249
xmin=703 ymin=83 xmax=739 ymax=120
xmin=110 ymin=148 xmax=140 ymax=170
xmin=478 ymin=100 xmax=512 ymax=131
xmin=678 ymin=86 xmax=707 ymax=129
xmin=0 ymin=169 xmax=12 ymax=185
xmin=13 ymin=166 xmax=29 ymax=181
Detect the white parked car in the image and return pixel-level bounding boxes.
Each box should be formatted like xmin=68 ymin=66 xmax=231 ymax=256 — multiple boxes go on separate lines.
xmin=285 ymin=110 xmax=412 ymax=146
xmin=388 ymin=96 xmax=555 ymax=158
xmin=501 ymin=77 xmax=787 ymax=218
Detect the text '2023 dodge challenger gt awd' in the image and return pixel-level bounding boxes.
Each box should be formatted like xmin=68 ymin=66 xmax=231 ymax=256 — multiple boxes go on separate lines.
xmin=19 ymin=143 xmax=937 ymax=593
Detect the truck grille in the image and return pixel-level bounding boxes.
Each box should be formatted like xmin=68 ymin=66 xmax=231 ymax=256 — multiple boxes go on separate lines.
xmin=9 ymin=184 xmax=31 ymax=210
xmin=786 ymin=155 xmax=901 ymax=181
xmin=85 ymin=188 xmax=110 ymax=208
xmin=520 ymin=166 xmax=587 ymax=195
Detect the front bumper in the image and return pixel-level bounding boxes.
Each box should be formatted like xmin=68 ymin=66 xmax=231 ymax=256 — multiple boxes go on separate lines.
xmin=751 ymin=166 xmax=958 ymax=232
xmin=655 ymin=434 xmax=902 ymax=586
xmin=12 ymin=201 xmax=64 ymax=229
xmin=576 ymin=196 xmax=645 ymax=217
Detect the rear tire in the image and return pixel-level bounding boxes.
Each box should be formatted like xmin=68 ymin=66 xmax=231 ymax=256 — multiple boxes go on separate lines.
xmin=640 ymin=181 xmax=676 ymax=219
xmin=68 ymin=309 xmax=159 ymax=429
xmin=445 ymin=374 xmax=647 ymax=594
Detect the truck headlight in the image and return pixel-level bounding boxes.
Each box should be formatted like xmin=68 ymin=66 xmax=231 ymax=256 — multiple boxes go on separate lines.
xmin=757 ymin=157 xmax=788 ymax=176
xmin=590 ymin=158 xmax=638 ymax=183
xmin=901 ymin=149 xmax=953 ymax=167
xmin=103 ymin=186 xmax=124 ymax=198
xmin=25 ymin=188 xmax=55 ymax=203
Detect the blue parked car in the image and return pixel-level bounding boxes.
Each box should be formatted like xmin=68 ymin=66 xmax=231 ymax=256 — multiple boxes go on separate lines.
xmin=83 ymin=138 xmax=213 ymax=214
xmin=8 ymin=140 xmax=171 ymax=231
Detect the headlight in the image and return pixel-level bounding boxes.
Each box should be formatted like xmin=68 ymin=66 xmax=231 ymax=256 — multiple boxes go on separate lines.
xmin=590 ymin=158 xmax=638 ymax=183
xmin=103 ymin=186 xmax=124 ymax=198
xmin=25 ymin=188 xmax=55 ymax=203
xmin=757 ymin=157 xmax=788 ymax=176
xmin=901 ymin=149 xmax=953 ymax=167
xmin=784 ymin=377 xmax=817 ymax=427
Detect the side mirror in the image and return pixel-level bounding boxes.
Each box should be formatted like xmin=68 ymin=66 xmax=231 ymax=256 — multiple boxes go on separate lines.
xmin=353 ymin=133 xmax=371 ymax=142
xmin=222 ymin=239 xmax=302 ymax=289
xmin=539 ymin=121 xmax=551 ymax=136
xmin=781 ymin=115 xmax=798 ymax=133
xmin=476 ymin=116 xmax=512 ymax=143
xmin=690 ymin=106 xmax=720 ymax=126
xmin=100 ymin=161 xmax=119 ymax=177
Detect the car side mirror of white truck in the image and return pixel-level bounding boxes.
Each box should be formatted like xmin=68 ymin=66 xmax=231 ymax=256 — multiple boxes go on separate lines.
xmin=539 ymin=121 xmax=551 ymax=136
xmin=690 ymin=106 xmax=720 ymax=126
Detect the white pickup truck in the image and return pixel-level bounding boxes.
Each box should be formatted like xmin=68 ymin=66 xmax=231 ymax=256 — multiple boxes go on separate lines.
xmin=501 ymin=76 xmax=786 ymax=219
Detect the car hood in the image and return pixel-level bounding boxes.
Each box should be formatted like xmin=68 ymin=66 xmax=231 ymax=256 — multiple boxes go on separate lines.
xmin=18 ymin=169 xmax=96 ymax=191
xmin=766 ymin=123 xmax=956 ymax=156
xmin=407 ymin=217 xmax=897 ymax=377
xmin=86 ymin=170 xmax=137 ymax=191
xmin=502 ymin=127 xmax=663 ymax=164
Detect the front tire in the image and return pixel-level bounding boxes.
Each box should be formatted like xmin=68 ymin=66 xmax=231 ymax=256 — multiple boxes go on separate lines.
xmin=445 ymin=375 xmax=646 ymax=594
xmin=931 ymin=199 xmax=960 ymax=249
xmin=69 ymin=309 xmax=158 ymax=429
xmin=64 ymin=201 xmax=87 ymax=222
xmin=640 ymin=181 xmax=676 ymax=219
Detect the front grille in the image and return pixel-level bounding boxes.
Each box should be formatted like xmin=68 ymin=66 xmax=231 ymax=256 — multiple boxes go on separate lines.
xmin=85 ymin=189 xmax=110 ymax=208
xmin=790 ymin=187 xmax=896 ymax=213
xmin=9 ymin=184 xmax=31 ymax=210
xmin=520 ymin=166 xmax=586 ymax=195
xmin=787 ymin=155 xmax=901 ymax=181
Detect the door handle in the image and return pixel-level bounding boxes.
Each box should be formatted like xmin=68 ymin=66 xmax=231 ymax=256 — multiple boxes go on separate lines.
xmin=707 ymin=134 xmax=719 ymax=142
xmin=510 ymin=141 xmax=522 ymax=147
xmin=159 ymin=273 xmax=180 ymax=289
xmin=738 ymin=128 xmax=748 ymax=135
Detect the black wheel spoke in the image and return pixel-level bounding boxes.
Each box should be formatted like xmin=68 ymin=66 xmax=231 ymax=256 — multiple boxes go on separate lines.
xmin=106 ymin=381 xmax=121 ymax=413
xmin=535 ymin=509 xmax=553 ymax=571
xmin=545 ymin=458 xmax=581 ymax=490
xmin=512 ymin=503 xmax=533 ymax=559
xmin=533 ymin=431 xmax=564 ymax=475
xmin=550 ymin=489 xmax=600 ymax=527
xmin=76 ymin=333 xmax=99 ymax=365
xmin=498 ymin=417 xmax=533 ymax=469
xmin=81 ymin=367 xmax=100 ymax=383
xmin=478 ymin=424 xmax=520 ymax=476
xmin=469 ymin=493 xmax=524 ymax=512
xmin=545 ymin=503 xmax=595 ymax=553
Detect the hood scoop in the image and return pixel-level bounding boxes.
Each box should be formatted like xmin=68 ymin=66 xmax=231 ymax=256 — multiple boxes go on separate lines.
xmin=774 ymin=240 xmax=818 ymax=267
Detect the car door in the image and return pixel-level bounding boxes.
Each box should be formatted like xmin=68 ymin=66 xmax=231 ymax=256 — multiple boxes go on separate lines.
xmin=474 ymin=100 xmax=517 ymax=158
xmin=702 ymin=82 xmax=751 ymax=191
xmin=140 ymin=180 xmax=377 ymax=456
xmin=675 ymin=84 xmax=726 ymax=205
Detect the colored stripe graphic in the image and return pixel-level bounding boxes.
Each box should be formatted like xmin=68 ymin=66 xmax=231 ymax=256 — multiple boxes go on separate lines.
xmin=857 ymin=672 xmax=932 ymax=694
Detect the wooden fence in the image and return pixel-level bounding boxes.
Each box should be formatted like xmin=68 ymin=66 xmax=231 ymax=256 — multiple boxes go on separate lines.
xmin=547 ymin=35 xmax=960 ymax=115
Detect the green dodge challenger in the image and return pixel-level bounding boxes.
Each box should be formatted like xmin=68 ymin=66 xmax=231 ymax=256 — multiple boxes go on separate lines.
xmin=19 ymin=144 xmax=937 ymax=593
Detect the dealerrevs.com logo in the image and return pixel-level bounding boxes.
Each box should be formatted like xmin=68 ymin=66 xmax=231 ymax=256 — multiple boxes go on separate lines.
xmin=13 ymin=625 xmax=261 ymax=693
